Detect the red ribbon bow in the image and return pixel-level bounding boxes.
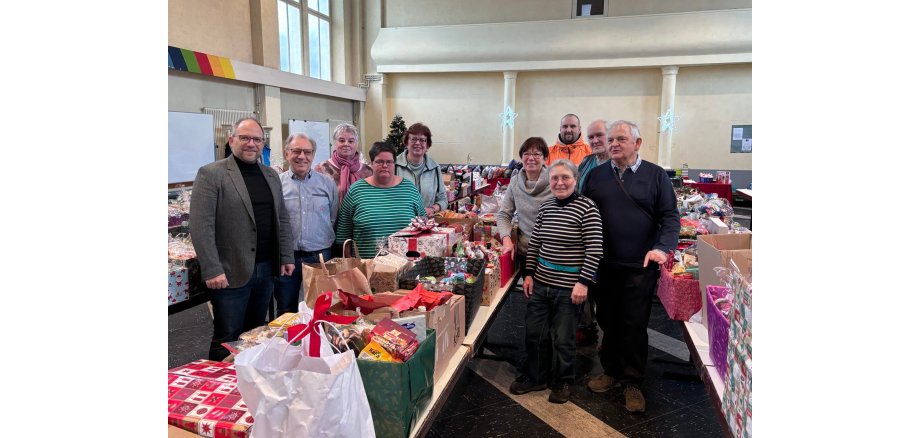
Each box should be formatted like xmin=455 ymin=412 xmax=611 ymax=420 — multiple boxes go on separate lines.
xmin=307 ymin=291 xmax=359 ymax=357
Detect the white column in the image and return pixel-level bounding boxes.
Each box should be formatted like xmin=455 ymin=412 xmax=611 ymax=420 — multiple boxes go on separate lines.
xmin=502 ymin=71 xmax=518 ymax=164
xmin=657 ymin=66 xmax=679 ymax=169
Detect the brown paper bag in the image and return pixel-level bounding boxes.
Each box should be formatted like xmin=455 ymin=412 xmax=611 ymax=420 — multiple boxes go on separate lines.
xmin=325 ymin=239 xmax=367 ymax=277
xmin=302 ymin=263 xmax=372 ymax=309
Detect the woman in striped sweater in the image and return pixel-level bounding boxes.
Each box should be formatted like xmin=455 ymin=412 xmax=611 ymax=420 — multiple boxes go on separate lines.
xmin=509 ymin=159 xmax=604 ymax=404
xmin=335 ymin=142 xmax=425 ymax=259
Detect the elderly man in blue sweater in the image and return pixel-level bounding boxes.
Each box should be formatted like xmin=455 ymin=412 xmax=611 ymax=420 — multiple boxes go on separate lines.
xmin=581 ymin=120 xmax=680 ymax=413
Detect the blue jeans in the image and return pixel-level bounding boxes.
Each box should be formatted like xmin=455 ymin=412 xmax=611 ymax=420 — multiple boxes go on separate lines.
xmin=209 ymin=261 xmax=275 ymax=360
xmin=273 ymin=249 xmax=332 ymax=315
xmin=524 ymin=280 xmax=580 ymax=385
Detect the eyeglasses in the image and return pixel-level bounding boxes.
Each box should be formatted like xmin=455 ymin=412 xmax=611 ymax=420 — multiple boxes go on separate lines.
xmin=522 ymin=152 xmax=543 ymax=158
xmin=236 ymin=135 xmax=265 ymax=145
xmin=288 ymin=149 xmax=314 ymax=156
xmin=373 ymin=160 xmax=395 ymax=166
xmin=408 ymin=136 xmax=427 ymax=144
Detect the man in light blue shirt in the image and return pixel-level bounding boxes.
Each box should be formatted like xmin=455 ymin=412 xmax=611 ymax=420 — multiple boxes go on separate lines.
xmin=274 ymin=133 xmax=338 ymax=315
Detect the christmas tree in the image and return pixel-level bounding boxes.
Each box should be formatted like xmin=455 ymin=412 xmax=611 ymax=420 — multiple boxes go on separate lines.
xmin=385 ymin=114 xmax=407 ymax=157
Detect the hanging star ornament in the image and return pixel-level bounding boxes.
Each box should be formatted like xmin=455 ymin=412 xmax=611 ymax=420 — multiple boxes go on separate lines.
xmin=501 ymin=106 xmax=518 ymax=128
xmin=658 ymin=109 xmax=680 ymax=133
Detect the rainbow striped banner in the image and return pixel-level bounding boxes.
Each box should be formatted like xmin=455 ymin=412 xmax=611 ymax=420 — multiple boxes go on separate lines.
xmin=168 ymin=46 xmax=235 ymax=79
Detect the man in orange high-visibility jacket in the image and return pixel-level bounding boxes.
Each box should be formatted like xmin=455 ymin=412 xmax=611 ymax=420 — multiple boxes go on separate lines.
xmin=548 ymin=113 xmax=592 ymax=167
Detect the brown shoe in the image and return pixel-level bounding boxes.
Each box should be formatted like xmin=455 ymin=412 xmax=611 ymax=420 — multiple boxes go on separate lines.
xmin=624 ymin=386 xmax=646 ymax=413
xmin=587 ymin=374 xmax=619 ymax=393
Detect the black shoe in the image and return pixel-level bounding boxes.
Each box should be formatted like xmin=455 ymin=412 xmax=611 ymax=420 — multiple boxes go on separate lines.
xmin=509 ymin=377 xmax=547 ymax=395
xmin=548 ymin=383 xmax=571 ymax=404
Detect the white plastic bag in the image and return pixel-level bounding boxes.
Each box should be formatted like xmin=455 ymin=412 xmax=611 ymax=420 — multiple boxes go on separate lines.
xmin=234 ymin=318 xmax=375 ymax=437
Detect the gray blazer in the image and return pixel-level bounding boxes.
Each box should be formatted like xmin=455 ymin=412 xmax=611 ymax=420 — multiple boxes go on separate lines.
xmin=190 ymin=157 xmax=295 ymax=288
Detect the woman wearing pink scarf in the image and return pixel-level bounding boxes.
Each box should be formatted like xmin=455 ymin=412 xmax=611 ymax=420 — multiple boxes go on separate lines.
xmin=314 ymin=123 xmax=372 ymax=209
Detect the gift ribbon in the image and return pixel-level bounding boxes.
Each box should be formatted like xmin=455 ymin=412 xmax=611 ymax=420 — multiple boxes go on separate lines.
xmin=307 ymin=291 xmax=359 ymax=357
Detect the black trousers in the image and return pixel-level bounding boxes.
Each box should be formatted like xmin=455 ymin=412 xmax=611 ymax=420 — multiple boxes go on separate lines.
xmin=591 ymin=263 xmax=661 ymax=387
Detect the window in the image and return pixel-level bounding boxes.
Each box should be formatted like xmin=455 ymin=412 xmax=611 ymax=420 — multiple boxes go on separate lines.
xmin=573 ymin=0 xmax=608 ymax=18
xmin=278 ymin=0 xmax=331 ymax=81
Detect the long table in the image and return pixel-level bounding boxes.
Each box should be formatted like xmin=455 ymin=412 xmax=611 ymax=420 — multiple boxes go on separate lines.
xmin=687 ymin=181 xmax=734 ymax=205
xmin=408 ymin=271 xmax=519 ymax=438
xmin=681 ymin=320 xmax=731 ymax=436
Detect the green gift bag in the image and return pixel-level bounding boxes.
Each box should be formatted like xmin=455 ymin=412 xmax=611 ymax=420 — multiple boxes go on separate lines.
xmin=357 ymin=328 xmax=436 ymax=438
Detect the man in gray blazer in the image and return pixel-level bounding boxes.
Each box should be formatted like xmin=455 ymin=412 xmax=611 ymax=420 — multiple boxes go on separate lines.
xmin=190 ymin=117 xmax=295 ymax=360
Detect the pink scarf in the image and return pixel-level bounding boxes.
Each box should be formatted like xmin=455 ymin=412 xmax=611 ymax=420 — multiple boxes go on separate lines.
xmin=332 ymin=150 xmax=363 ymax=201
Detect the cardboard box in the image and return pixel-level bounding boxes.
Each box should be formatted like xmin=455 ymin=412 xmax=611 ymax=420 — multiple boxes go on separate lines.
xmin=697 ymin=233 xmax=752 ymax=325
xmin=397 ymin=293 xmax=466 ymax=380
xmin=167 ymin=360 xmax=253 ymax=438
xmin=703 ymin=217 xmax=729 ymax=234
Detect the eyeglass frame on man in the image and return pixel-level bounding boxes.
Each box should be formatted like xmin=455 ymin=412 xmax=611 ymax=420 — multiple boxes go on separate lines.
xmin=236 ymin=135 xmax=265 ymax=145
xmin=287 ymin=148 xmax=314 ymax=156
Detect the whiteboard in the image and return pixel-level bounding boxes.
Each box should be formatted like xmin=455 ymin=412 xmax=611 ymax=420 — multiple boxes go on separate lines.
xmin=169 ymin=112 xmax=215 ymax=184
xmin=289 ymin=120 xmax=331 ymax=165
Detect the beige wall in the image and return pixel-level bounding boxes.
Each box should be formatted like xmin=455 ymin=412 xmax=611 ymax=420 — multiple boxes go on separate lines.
xmin=387 ymin=73 xmax=504 ymax=164
xmin=384 ymin=0 xmax=752 ymax=26
xmin=279 ymin=90 xmax=355 ymax=143
xmin=384 ymin=0 xmax=567 ymax=27
xmin=169 ymin=0 xmax=253 ymax=62
xmin=612 ymin=0 xmax=751 ymax=17
xmin=383 ymin=64 xmax=751 ymax=170
xmin=168 ymin=71 xmax=256 ymax=113
xmin=515 ymin=68 xmax=662 ymax=163
xmin=672 ymin=64 xmax=751 ymax=170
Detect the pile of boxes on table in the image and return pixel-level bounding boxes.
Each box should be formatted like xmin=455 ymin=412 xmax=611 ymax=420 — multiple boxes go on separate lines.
xmin=167 ymin=214 xmax=520 ymax=437
xmin=168 ymin=234 xmax=201 ymax=306
xmin=697 ymin=233 xmax=752 ymax=438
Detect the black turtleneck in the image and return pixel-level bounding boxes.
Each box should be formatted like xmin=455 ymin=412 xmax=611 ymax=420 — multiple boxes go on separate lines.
xmin=234 ymin=156 xmax=277 ymax=266
xmin=554 ymin=191 xmax=578 ymax=207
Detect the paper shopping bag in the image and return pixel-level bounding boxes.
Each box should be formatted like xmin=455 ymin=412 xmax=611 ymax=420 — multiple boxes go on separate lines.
xmin=325 ymin=239 xmax=367 ymax=276
xmin=235 ymin=328 xmax=375 ymax=438
xmin=303 ymin=264 xmax=372 ymax=310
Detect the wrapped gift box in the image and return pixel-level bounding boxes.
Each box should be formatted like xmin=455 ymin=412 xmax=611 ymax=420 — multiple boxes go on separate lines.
xmin=722 ymin=341 xmax=752 ymax=438
xmin=168 ymin=360 xmax=253 ymax=438
xmin=706 ymin=285 xmax=731 ymax=379
xmin=482 ymin=266 xmax=501 ymax=306
xmin=498 ymin=250 xmax=513 ymax=287
xmin=656 ymin=269 xmax=701 ymax=321
xmin=388 ymin=228 xmax=459 ymax=258
xmin=169 ymin=265 xmax=190 ymax=305
xmin=472 ymin=224 xmax=501 ymax=243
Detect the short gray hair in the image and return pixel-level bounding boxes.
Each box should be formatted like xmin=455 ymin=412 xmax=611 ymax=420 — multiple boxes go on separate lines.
xmin=284 ymin=132 xmax=316 ymax=151
xmin=548 ymin=158 xmax=579 ymax=181
xmin=332 ymin=122 xmax=359 ymax=142
xmin=609 ymin=120 xmax=641 ymax=140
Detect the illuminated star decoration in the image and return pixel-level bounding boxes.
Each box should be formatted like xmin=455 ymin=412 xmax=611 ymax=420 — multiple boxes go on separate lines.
xmin=501 ymin=106 xmax=518 ymax=128
xmin=658 ymin=108 xmax=680 ymax=133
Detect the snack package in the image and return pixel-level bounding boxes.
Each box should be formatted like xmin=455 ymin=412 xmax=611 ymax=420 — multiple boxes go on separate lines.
xmin=370 ymin=318 xmax=420 ymax=361
xmin=358 ymin=339 xmax=400 ymax=362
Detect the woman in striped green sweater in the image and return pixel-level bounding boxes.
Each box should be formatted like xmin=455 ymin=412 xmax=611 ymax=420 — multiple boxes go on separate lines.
xmin=335 ymin=142 xmax=425 ymax=259
xmin=509 ymin=159 xmax=604 ymax=405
